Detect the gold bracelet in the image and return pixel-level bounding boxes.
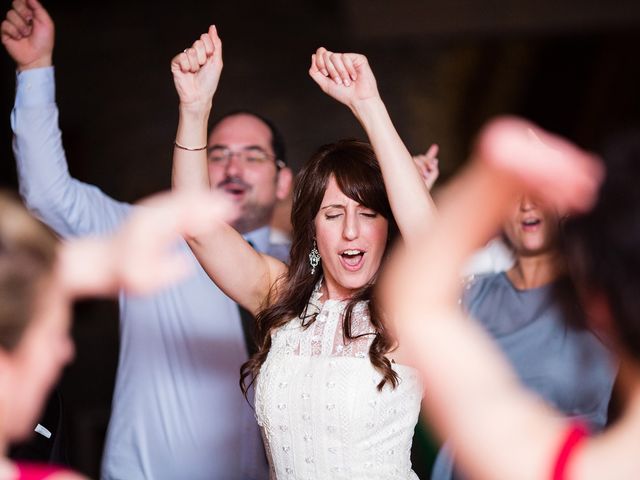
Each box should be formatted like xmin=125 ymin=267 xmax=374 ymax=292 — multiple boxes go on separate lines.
xmin=174 ymin=141 xmax=207 ymax=151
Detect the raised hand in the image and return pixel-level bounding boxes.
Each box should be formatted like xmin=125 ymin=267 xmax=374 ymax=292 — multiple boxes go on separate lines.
xmin=1 ymin=0 xmax=54 ymax=70
xmin=109 ymin=190 xmax=235 ymax=294
xmin=308 ymin=47 xmax=380 ymax=108
xmin=475 ymin=117 xmax=603 ymax=214
xmin=413 ymin=144 xmax=440 ymax=190
xmin=170 ymin=25 xmax=222 ymax=111
xmin=60 ymin=190 xmax=234 ymax=297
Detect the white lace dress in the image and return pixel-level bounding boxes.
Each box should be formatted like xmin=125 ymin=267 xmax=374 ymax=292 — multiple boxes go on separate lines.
xmin=254 ymin=285 xmax=422 ymax=479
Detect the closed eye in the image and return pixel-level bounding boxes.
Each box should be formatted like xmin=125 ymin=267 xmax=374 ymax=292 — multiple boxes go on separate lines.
xmin=325 ymin=213 xmax=342 ymax=220
xmin=360 ymin=211 xmax=378 ymax=218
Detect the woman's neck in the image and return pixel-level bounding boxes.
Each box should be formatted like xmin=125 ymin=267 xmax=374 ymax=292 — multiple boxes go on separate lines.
xmin=320 ymin=278 xmax=354 ymax=301
xmin=506 ymin=251 xmax=561 ymax=290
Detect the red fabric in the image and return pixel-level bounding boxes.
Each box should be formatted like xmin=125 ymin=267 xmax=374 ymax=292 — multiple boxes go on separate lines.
xmin=16 ymin=462 xmax=69 ymax=479
xmin=552 ymin=423 xmax=589 ymax=480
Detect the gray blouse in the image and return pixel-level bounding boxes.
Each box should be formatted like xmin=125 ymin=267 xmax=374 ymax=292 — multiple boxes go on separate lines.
xmin=431 ymin=272 xmax=616 ymax=480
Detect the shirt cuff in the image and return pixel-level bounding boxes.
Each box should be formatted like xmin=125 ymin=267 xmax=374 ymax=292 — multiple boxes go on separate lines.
xmin=14 ymin=66 xmax=56 ymax=109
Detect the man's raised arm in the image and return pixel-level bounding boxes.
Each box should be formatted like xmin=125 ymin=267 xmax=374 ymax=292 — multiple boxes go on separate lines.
xmin=4 ymin=0 xmax=130 ymax=237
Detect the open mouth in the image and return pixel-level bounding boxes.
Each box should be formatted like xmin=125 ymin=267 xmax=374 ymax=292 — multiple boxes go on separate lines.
xmin=339 ymin=249 xmax=365 ymax=271
xmin=521 ymin=217 xmax=541 ymax=231
xmin=221 ymin=183 xmax=248 ymax=199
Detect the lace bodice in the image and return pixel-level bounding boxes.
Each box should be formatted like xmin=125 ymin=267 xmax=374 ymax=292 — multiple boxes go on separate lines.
xmin=255 ymin=285 xmax=422 ymax=479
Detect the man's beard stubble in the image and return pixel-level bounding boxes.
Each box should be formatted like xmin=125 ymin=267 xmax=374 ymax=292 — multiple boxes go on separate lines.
xmin=231 ymin=201 xmax=276 ymax=234
xmin=217 ymin=175 xmax=278 ymax=234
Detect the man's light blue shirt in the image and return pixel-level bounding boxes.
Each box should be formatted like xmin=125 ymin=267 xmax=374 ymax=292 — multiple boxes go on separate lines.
xmin=12 ymin=67 xmax=282 ymax=480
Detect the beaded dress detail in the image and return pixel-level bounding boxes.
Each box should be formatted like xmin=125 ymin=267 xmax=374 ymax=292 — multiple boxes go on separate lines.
xmin=255 ymin=282 xmax=422 ymax=479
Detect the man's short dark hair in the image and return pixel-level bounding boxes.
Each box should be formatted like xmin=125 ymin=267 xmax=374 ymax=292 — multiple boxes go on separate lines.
xmin=209 ymin=110 xmax=287 ymax=165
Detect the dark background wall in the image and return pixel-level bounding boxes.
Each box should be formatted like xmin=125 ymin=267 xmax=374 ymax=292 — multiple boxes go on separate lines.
xmin=1 ymin=0 xmax=639 ymax=476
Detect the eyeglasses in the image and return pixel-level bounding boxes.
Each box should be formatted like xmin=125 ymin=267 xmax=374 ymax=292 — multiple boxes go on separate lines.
xmin=207 ymin=146 xmax=285 ymax=169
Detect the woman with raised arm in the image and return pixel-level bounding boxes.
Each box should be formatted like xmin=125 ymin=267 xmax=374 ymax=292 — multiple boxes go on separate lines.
xmin=0 ymin=189 xmax=233 ymax=479
xmin=171 ymin=29 xmax=435 ymax=478
xmin=382 ymin=119 xmax=640 ymax=480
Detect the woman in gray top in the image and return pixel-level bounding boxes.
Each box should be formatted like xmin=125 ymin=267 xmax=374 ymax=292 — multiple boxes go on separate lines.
xmin=431 ymin=194 xmax=616 ymax=480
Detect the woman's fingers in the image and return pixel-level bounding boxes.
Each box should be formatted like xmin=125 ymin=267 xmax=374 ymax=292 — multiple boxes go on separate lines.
xmin=209 ymin=25 xmax=222 ymax=60
xmin=184 ymin=47 xmax=200 ymax=72
xmin=200 ymin=32 xmax=214 ymax=56
xmin=309 ymin=53 xmax=329 ymax=88
xmin=311 ymin=48 xmax=362 ymax=87
xmin=317 ymin=49 xmax=356 ymax=87
xmin=412 ymin=144 xmax=441 ymax=190
xmin=315 ymin=46 xmax=329 ymax=76
xmin=331 ymin=53 xmax=351 ymax=87
xmin=174 ymin=25 xmax=221 ymax=74
xmin=426 ymin=143 xmax=439 ymax=161
xmin=342 ymin=54 xmax=358 ymax=82
xmin=192 ymin=39 xmax=207 ymax=65
xmin=321 ymin=49 xmax=342 ymax=85
xmin=171 ymin=51 xmax=192 ymax=73
xmin=328 ymin=52 xmax=352 ymax=86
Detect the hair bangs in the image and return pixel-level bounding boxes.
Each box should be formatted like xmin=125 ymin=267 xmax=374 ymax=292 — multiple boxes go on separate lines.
xmin=316 ymin=140 xmax=392 ymax=221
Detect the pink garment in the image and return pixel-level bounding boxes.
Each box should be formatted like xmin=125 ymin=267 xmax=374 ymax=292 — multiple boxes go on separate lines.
xmin=16 ymin=462 xmax=70 ymax=480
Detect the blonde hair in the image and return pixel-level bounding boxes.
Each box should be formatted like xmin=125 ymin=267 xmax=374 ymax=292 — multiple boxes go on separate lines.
xmin=0 ymin=191 xmax=58 ymax=350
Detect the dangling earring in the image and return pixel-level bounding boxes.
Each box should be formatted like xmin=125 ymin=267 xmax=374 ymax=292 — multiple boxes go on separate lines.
xmin=308 ymin=240 xmax=321 ymax=275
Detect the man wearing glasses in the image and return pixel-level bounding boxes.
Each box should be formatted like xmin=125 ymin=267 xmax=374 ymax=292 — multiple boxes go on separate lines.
xmin=206 ymin=111 xmax=292 ymax=243
xmin=3 ymin=1 xmax=291 ymax=479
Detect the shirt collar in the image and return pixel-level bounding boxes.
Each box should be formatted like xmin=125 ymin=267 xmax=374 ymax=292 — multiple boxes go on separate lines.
xmin=243 ymin=226 xmax=271 ymax=253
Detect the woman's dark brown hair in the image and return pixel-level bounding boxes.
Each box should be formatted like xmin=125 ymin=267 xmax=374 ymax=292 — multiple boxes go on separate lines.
xmin=0 ymin=191 xmax=58 ymax=351
xmin=562 ymin=131 xmax=640 ymax=361
xmin=241 ymin=139 xmax=400 ymax=397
